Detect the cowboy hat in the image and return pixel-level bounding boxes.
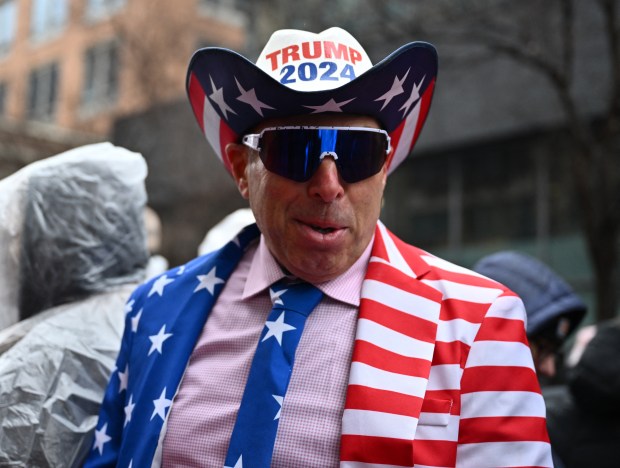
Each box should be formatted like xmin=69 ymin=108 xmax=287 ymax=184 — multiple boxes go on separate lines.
xmin=186 ymin=27 xmax=438 ymax=176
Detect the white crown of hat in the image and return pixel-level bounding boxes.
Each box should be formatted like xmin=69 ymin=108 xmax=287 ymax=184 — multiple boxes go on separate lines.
xmin=255 ymin=27 xmax=373 ymax=92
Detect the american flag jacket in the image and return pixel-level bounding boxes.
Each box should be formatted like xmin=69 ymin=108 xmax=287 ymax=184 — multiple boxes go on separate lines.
xmin=85 ymin=222 xmax=552 ymax=468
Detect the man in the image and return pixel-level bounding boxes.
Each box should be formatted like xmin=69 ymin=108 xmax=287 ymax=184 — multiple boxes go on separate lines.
xmin=473 ymin=251 xmax=586 ymax=380
xmin=85 ymin=28 xmax=552 ymax=467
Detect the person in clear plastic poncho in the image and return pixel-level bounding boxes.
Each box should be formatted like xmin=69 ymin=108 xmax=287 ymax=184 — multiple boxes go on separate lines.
xmin=0 ymin=143 xmax=149 ymax=467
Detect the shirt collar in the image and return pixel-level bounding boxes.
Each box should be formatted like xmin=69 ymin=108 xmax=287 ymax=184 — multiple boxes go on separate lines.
xmin=243 ymin=234 xmax=374 ymax=307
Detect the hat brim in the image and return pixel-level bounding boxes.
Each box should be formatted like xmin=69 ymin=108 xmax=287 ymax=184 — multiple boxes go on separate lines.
xmin=186 ymin=42 xmax=438 ymax=176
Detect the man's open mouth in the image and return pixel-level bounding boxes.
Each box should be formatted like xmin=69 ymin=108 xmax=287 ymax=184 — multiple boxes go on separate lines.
xmin=311 ymin=224 xmax=336 ymax=234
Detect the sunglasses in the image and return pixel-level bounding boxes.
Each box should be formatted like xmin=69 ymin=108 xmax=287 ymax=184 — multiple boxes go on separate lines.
xmin=241 ymin=126 xmax=391 ymax=183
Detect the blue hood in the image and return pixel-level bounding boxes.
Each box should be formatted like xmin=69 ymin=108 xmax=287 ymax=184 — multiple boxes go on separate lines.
xmin=473 ymin=251 xmax=586 ymax=337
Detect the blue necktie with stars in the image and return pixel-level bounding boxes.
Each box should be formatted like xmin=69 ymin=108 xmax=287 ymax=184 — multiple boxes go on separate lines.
xmin=224 ymin=279 xmax=323 ymax=468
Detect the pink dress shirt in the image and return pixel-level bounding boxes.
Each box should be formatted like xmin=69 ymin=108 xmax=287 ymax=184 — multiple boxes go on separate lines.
xmin=161 ymin=235 xmax=372 ymax=467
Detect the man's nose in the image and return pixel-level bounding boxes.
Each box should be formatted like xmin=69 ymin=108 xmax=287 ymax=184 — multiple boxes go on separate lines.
xmin=307 ymin=156 xmax=345 ymax=202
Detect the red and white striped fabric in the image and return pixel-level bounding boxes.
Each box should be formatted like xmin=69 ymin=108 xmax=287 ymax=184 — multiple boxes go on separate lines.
xmin=340 ymin=222 xmax=552 ymax=467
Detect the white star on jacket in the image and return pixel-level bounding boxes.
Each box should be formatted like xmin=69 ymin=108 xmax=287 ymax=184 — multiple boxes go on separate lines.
xmin=194 ymin=267 xmax=225 ymax=295
xmin=93 ymin=423 xmax=112 ymax=455
xmin=148 ymin=324 xmax=173 ymax=356
xmin=131 ymin=309 xmax=142 ymax=333
xmin=117 ymin=364 xmax=129 ymax=393
xmin=124 ymin=299 xmax=135 ymax=315
xmin=148 ymin=274 xmax=174 ymax=297
xmin=151 ymin=387 xmax=172 ymax=421
xmin=124 ymin=394 xmax=136 ymax=427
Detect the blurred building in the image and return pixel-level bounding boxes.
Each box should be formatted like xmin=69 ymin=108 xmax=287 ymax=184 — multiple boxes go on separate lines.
xmin=0 ymin=0 xmax=248 ymax=266
xmin=0 ymin=0 xmax=246 ymax=136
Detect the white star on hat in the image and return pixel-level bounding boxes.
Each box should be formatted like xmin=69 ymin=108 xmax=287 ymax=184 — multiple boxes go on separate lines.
xmin=262 ymin=311 xmax=296 ymax=346
xmin=399 ymin=76 xmax=425 ymax=117
xmin=235 ymin=78 xmax=275 ymax=116
xmin=375 ymin=68 xmax=410 ymax=111
xmin=209 ymin=75 xmax=237 ymax=120
xmin=304 ymin=97 xmax=355 ymax=113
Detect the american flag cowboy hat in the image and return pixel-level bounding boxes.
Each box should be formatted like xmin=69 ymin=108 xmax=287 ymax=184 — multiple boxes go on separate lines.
xmin=186 ymin=27 xmax=438 ymax=176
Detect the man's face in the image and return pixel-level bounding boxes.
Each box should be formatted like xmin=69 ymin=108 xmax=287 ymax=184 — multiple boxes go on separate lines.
xmin=226 ymin=113 xmax=388 ymax=283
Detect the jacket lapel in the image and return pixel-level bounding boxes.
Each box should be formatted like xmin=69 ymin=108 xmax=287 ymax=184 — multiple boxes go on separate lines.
xmin=340 ymin=222 xmax=443 ymax=467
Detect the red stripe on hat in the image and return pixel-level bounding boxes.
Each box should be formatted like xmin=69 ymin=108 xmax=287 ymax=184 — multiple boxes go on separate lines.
xmin=410 ymin=78 xmax=436 ymax=153
xmin=340 ymin=434 xmax=413 ymax=465
xmin=187 ymin=72 xmax=205 ymax=133
xmin=386 ymin=118 xmax=405 ymax=170
xmin=218 ymin=118 xmax=238 ymax=175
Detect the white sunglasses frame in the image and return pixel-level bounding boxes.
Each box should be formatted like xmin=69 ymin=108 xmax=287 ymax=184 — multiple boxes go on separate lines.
xmin=241 ymin=126 xmax=392 ymax=155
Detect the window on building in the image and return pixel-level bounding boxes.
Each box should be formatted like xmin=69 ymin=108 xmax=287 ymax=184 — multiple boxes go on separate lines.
xmin=27 ymin=62 xmax=59 ymax=121
xmin=461 ymin=145 xmax=536 ymax=243
xmin=84 ymin=0 xmax=126 ymax=22
xmin=0 ymin=0 xmax=16 ymax=55
xmin=548 ymin=143 xmax=580 ymax=235
xmin=382 ymin=153 xmax=450 ymax=250
xmin=30 ymin=0 xmax=68 ymax=42
xmin=81 ymin=41 xmax=119 ymax=112
xmin=0 ymin=81 xmax=7 ymax=115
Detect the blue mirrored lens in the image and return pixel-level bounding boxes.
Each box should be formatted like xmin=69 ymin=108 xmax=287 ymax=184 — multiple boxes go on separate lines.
xmin=259 ymin=128 xmax=388 ymax=183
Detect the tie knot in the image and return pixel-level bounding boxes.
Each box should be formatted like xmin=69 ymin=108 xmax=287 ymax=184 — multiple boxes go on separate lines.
xmin=269 ymin=279 xmax=323 ymax=316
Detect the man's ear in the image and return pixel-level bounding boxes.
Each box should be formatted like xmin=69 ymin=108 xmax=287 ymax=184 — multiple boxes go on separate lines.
xmin=225 ymin=143 xmax=250 ymax=199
